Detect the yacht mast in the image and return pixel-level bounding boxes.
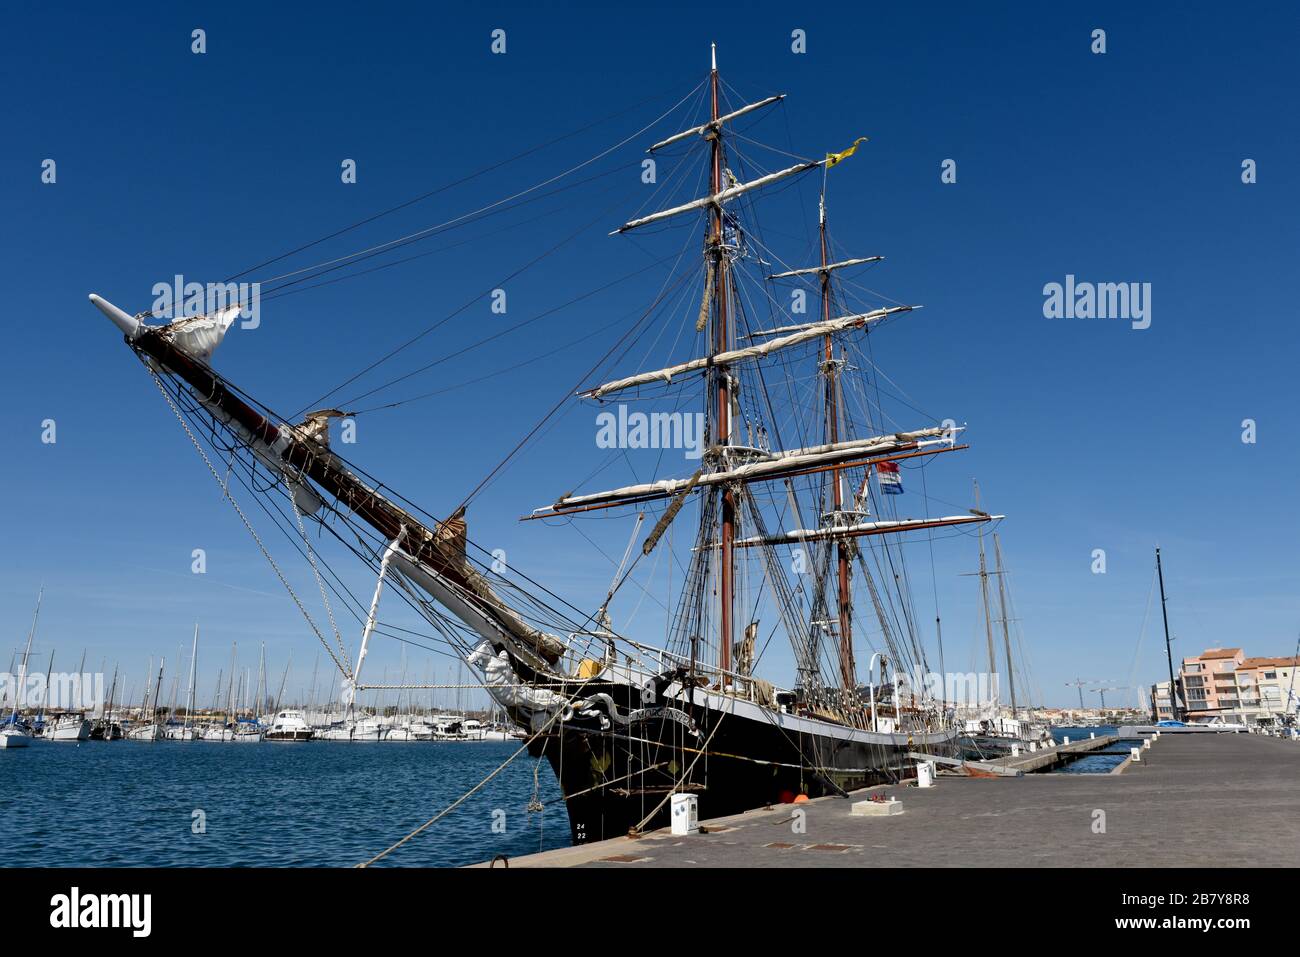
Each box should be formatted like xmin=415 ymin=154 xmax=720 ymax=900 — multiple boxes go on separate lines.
xmin=9 ymin=587 xmax=42 ymax=725
xmin=184 ymin=624 xmax=198 ymax=733
xmin=974 ymin=481 xmax=998 ymax=695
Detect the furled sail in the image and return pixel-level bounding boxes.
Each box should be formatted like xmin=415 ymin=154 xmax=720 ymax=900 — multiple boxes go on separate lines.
xmin=162 ymin=305 xmax=241 ymax=362
xmin=647 ymin=95 xmax=785 ymax=153
xmin=732 ymin=513 xmax=1001 ymax=548
xmin=767 ymin=256 xmax=883 ymax=280
xmin=612 ymin=160 xmax=820 ymax=234
xmin=582 ymin=304 xmax=914 ymax=398
xmin=533 ymin=428 xmax=956 ymax=516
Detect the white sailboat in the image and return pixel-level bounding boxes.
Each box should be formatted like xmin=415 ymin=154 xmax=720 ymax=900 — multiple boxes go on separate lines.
xmin=127 ymin=658 xmax=165 ymax=742
xmin=44 ymin=713 xmax=92 ymax=742
xmin=1 ymin=589 xmax=43 ymax=749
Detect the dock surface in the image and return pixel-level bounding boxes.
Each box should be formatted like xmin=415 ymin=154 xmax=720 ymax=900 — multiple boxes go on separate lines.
xmin=480 ymin=733 xmax=1300 ymax=868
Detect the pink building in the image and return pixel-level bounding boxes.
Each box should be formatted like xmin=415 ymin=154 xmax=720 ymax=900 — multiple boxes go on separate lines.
xmin=1178 ymin=648 xmax=1300 ymax=725
xmin=1178 ymin=648 xmax=1245 ymax=721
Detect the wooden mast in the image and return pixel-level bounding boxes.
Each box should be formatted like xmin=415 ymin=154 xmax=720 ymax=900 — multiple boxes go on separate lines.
xmin=820 ymin=196 xmax=856 ymax=694
xmin=710 ymin=43 xmax=735 ymax=680
xmin=974 ymin=480 xmax=998 ymax=688
xmin=992 ymin=533 xmax=1019 ymax=716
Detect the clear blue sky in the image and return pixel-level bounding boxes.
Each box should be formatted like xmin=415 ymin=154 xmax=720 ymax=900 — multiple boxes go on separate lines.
xmin=2 ymin=1 xmax=1297 ymax=709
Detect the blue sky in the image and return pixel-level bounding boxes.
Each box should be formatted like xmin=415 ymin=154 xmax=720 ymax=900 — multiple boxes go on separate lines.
xmin=2 ymin=1 xmax=1297 ymax=709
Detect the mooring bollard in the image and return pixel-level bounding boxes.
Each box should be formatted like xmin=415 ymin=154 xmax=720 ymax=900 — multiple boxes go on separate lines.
xmin=1143 ymin=738 xmax=1151 ymax=750
xmin=1011 ymin=743 xmax=1021 ymax=757
xmin=1029 ymin=741 xmax=1038 ymax=752
xmin=1063 ymin=736 xmax=1070 ymax=746
xmin=1090 ymin=732 xmax=1096 ymax=739
xmin=1131 ymin=746 xmax=1141 ymax=763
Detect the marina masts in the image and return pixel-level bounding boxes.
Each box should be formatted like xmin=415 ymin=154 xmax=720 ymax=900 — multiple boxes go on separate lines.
xmin=1156 ymin=546 xmax=1181 ymax=721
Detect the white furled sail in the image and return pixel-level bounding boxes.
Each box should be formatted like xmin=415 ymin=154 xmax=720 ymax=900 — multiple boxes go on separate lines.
xmin=647 ymin=95 xmax=786 ymax=153
xmin=733 ymin=513 xmax=1002 ymax=548
xmin=767 ymin=256 xmax=883 ymax=280
xmin=612 ymin=160 xmax=820 ymax=234
xmin=583 ymin=304 xmax=914 ymax=398
xmin=533 ymin=428 xmax=955 ymax=515
xmin=163 ymin=305 xmax=241 ymax=362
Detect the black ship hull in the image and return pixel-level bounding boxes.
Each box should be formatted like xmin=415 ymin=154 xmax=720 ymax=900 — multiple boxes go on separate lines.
xmin=531 ymin=689 xmax=958 ymax=845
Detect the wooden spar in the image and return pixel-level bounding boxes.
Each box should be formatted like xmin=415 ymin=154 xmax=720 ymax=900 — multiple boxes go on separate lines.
xmin=732 ymin=512 xmax=1001 ymax=548
xmin=648 ymin=94 xmax=785 ymax=153
xmin=122 ymin=326 xmax=561 ymax=665
xmin=820 ymin=198 xmax=856 ymax=691
xmin=712 ymin=53 xmax=734 ymax=679
xmin=520 ymin=444 xmax=968 ymax=520
xmin=612 ymin=161 xmax=819 ymax=234
xmin=581 ymin=304 xmax=913 ymax=399
xmin=767 ymin=256 xmax=883 ymax=280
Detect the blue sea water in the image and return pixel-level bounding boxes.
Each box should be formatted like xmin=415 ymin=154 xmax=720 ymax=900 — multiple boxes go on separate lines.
xmin=0 ymin=740 xmax=569 ymax=867
xmin=1049 ymin=725 xmax=1128 ymax=774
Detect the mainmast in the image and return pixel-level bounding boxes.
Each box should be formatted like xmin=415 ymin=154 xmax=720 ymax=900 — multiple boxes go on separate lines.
xmin=709 ymin=43 xmax=736 ymax=680
xmin=819 ymin=195 xmax=855 ymax=692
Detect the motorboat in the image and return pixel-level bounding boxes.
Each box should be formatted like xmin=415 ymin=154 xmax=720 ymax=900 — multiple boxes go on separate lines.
xmin=264 ymin=709 xmax=313 ymax=742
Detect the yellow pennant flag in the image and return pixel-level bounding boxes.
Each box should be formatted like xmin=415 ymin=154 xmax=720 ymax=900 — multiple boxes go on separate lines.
xmin=826 ymin=136 xmax=868 ymax=168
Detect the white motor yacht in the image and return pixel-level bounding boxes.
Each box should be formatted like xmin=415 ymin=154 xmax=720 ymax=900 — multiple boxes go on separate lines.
xmin=264 ymin=709 xmax=313 ymax=742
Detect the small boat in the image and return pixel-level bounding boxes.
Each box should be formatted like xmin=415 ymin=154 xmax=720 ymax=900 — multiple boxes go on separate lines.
xmin=126 ymin=722 xmax=163 ymax=741
xmin=89 ymin=719 xmax=124 ymax=741
xmin=42 ymin=713 xmax=92 ymax=742
xmin=201 ymin=725 xmax=236 ymax=742
xmin=0 ymin=719 xmax=34 ymax=749
xmin=317 ymin=714 xmax=386 ymax=741
xmin=232 ymin=717 xmax=263 ymax=743
xmin=264 ymin=709 xmax=313 ymax=742
xmin=2 ymin=589 xmax=43 ymax=750
xmin=163 ymin=722 xmax=202 ymax=741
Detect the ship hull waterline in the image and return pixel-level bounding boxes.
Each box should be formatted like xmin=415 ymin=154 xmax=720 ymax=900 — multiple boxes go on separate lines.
xmin=524 ymin=687 xmax=958 ymax=845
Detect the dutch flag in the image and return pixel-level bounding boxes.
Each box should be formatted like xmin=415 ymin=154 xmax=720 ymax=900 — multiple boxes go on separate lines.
xmin=877 ymin=460 xmax=903 ymax=495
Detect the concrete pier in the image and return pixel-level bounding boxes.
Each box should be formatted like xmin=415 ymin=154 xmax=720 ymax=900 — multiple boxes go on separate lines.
xmin=479 ymin=733 xmax=1300 ymax=868
xmin=988 ymin=734 xmax=1119 ymax=772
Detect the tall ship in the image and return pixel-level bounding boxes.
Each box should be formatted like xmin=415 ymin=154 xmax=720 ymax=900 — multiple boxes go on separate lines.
xmin=90 ymin=49 xmax=1005 ymax=843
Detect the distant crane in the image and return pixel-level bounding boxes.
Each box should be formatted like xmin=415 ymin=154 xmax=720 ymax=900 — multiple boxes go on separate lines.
xmin=1091 ymin=685 xmax=1128 ymax=710
xmin=1066 ymin=678 xmax=1095 ymax=710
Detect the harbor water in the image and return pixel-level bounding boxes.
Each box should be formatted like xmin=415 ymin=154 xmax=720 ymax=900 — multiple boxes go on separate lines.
xmin=1050 ymin=725 xmax=1129 ymax=773
xmin=0 ymin=740 xmax=567 ymax=867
